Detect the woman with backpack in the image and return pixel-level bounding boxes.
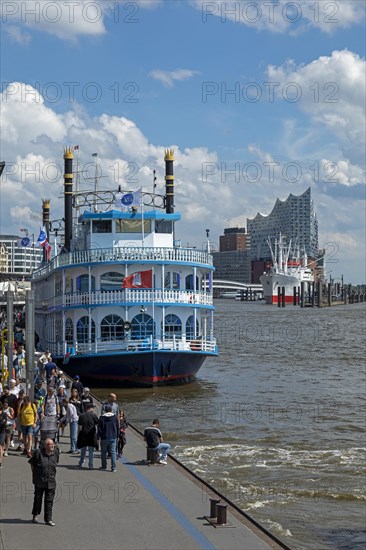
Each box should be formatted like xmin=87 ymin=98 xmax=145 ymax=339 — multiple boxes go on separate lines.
xmin=19 ymin=396 xmax=37 ymax=458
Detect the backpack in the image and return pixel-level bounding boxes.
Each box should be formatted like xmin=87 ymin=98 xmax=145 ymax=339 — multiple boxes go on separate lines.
xmin=19 ymin=403 xmax=37 ymax=421
xmin=0 ymin=411 xmax=7 ymax=431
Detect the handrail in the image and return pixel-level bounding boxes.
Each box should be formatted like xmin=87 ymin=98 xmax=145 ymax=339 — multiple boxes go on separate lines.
xmin=50 ymin=337 xmax=218 ymax=357
xmin=49 ymin=289 xmax=213 ymax=309
xmin=33 ymin=246 xmax=213 ymax=280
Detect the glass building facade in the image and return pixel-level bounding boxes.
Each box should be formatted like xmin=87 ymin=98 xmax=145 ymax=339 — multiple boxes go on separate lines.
xmin=0 ymin=235 xmax=43 ymax=277
xmin=247 ymin=188 xmax=319 ymax=261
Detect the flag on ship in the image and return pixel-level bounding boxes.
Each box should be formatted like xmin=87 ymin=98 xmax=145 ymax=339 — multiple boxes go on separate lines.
xmin=115 ymin=189 xmax=141 ymax=209
xmin=122 ymin=270 xmax=152 ymax=288
xmin=36 ymin=227 xmax=47 ymax=245
xmin=43 ymin=240 xmax=52 ymax=261
xmin=17 ymin=236 xmax=33 ymax=247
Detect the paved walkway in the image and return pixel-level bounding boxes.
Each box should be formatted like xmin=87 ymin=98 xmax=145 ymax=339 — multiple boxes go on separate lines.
xmin=0 ymin=413 xmax=289 ymax=550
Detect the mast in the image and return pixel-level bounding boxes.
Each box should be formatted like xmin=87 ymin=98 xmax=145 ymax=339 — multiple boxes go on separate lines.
xmin=278 ymin=233 xmax=283 ymax=274
xmin=92 ymin=153 xmax=98 ymax=213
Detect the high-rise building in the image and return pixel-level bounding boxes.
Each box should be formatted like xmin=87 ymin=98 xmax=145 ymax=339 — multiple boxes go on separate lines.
xmin=213 ymin=227 xmax=251 ymax=283
xmin=219 ymin=227 xmax=250 ymax=252
xmin=247 ymin=187 xmax=318 ymax=260
xmin=0 ymin=235 xmax=42 ymax=278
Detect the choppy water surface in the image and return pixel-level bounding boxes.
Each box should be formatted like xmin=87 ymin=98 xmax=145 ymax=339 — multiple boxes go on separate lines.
xmin=93 ymin=301 xmax=366 ymax=550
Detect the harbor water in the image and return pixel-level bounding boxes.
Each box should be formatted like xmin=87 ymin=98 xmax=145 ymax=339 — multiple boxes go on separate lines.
xmin=92 ymin=301 xmax=366 ymax=550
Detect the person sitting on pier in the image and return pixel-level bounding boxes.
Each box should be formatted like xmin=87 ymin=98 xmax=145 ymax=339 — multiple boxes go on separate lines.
xmin=144 ymin=419 xmax=171 ymax=465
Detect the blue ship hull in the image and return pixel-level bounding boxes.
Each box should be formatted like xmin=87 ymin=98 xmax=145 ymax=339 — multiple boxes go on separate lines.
xmin=55 ymin=350 xmax=215 ymax=387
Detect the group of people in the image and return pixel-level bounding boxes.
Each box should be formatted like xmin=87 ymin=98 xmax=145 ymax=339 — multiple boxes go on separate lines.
xmin=0 ymin=369 xmax=128 ymax=472
xmin=0 ymin=344 xmax=172 ymax=527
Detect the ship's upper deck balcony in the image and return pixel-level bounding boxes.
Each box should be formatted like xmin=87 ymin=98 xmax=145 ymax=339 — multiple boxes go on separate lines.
xmin=32 ymin=246 xmax=214 ymax=280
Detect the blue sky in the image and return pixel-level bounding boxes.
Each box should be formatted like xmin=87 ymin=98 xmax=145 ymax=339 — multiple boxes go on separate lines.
xmin=1 ymin=0 xmax=365 ymax=283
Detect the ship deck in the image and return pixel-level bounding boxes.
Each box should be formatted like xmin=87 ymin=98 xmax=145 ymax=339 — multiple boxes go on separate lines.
xmin=0 ymin=400 xmax=290 ymax=550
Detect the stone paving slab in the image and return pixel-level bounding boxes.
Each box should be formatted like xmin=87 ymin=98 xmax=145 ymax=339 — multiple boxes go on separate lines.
xmin=0 ymin=417 xmax=288 ymax=550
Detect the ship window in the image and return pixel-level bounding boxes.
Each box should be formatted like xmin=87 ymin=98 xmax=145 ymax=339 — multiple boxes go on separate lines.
xmin=163 ymin=314 xmax=182 ymax=339
xmin=185 ymin=274 xmax=199 ymax=290
xmin=101 ymin=315 xmax=124 ymax=341
xmin=76 ymin=274 xmax=95 ymax=293
xmin=115 ymin=220 xmax=151 ymax=233
xmin=55 ymin=279 xmax=62 ymax=296
xmin=55 ymin=318 xmax=62 ymax=341
xmin=65 ymin=318 xmax=73 ymax=343
xmin=164 ymin=271 xmax=180 ymax=289
xmin=100 ymin=272 xmax=124 ymax=291
xmin=186 ymin=316 xmax=199 ymax=339
xmin=65 ymin=276 xmax=73 ymax=294
xmin=155 ymin=220 xmax=172 ymax=234
xmin=92 ymin=220 xmax=112 ymax=233
xmin=131 ymin=314 xmax=154 ymax=340
xmin=76 ymin=316 xmax=96 ymax=343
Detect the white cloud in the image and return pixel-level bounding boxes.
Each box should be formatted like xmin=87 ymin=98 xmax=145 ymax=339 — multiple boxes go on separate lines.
xmin=0 ymin=81 xmax=364 ymax=283
xmin=319 ymin=159 xmax=365 ymax=187
xmin=1 ymin=0 xmax=107 ymax=42
xmin=5 ymin=25 xmax=32 ymax=45
xmin=191 ymin=0 xmax=365 ymax=34
xmin=149 ymin=69 xmax=201 ymax=88
xmin=1 ymin=82 xmax=67 ymax=148
xmin=266 ymin=50 xmax=366 ymax=164
xmin=0 ymin=0 xmax=164 ymax=42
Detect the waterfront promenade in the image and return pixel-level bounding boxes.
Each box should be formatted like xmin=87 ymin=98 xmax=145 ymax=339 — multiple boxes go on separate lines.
xmin=0 ymin=420 xmax=289 ymax=550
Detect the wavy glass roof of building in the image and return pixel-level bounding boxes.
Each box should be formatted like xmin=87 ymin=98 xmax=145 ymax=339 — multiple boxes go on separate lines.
xmin=247 ymin=188 xmax=318 ymax=261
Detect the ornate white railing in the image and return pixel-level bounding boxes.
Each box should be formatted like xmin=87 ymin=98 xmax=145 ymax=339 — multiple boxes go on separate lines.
xmin=33 ymin=246 xmax=213 ymax=279
xmin=52 ymin=337 xmax=217 ymax=356
xmin=50 ymin=289 xmax=213 ymax=309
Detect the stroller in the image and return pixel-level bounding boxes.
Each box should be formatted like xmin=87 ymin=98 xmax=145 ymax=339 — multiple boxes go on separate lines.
xmin=40 ymin=415 xmax=61 ymax=452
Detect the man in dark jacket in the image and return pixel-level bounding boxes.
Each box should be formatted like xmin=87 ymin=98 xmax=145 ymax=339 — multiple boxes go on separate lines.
xmin=98 ymin=404 xmax=119 ymax=472
xmin=77 ymin=403 xmax=98 ymax=469
xmin=28 ymin=438 xmax=59 ymax=526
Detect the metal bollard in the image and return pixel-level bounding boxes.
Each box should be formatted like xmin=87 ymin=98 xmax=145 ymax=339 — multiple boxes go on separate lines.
xmin=216 ymin=503 xmax=228 ymax=525
xmin=209 ymin=498 xmax=220 ymax=518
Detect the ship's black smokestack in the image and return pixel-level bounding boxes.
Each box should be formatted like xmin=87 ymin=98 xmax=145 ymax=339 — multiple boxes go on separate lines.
xmin=42 ymin=199 xmax=51 ymax=261
xmin=63 ymin=147 xmax=74 ymax=251
xmin=164 ymin=148 xmax=174 ymax=214
xmin=42 ymin=199 xmax=51 ymax=240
